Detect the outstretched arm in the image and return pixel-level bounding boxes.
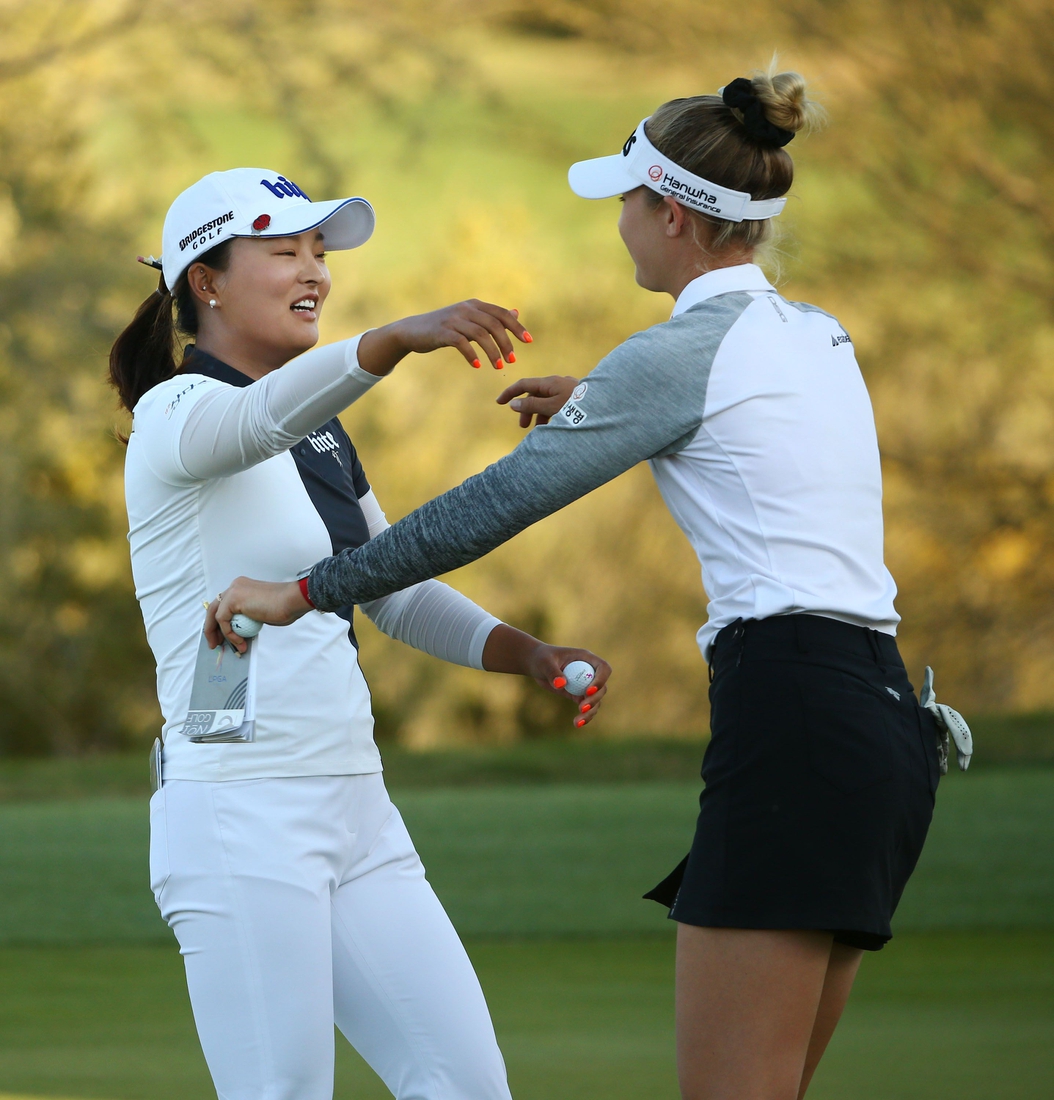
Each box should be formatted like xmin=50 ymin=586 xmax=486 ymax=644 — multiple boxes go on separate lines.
xmin=304 ymin=323 xmax=710 ymax=608
xmin=176 ymin=300 xmax=528 ymax=480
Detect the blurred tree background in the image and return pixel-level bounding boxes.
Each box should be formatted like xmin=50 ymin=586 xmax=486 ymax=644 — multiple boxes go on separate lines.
xmin=0 ymin=0 xmax=1051 ymax=754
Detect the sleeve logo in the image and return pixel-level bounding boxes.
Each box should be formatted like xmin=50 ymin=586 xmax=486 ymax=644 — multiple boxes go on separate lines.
xmin=557 ymin=399 xmax=587 ymax=427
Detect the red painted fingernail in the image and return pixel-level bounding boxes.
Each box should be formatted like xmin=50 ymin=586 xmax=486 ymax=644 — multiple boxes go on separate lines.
xmin=575 ymin=718 xmax=587 ymax=728
xmin=579 ymin=702 xmax=592 ymax=713
xmin=586 ymin=685 xmax=598 ymax=696
xmin=553 ymin=676 xmax=567 ymax=689
xmin=508 ymin=352 xmax=516 ymax=364
xmin=472 ymin=359 xmax=481 ymax=369
xmin=494 ymin=359 xmax=504 ymax=370
xmin=522 ymin=331 xmax=533 ymax=343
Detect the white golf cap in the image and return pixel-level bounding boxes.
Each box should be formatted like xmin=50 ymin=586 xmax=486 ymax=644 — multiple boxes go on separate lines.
xmin=568 ymin=119 xmax=786 ymax=223
xmin=158 ymin=168 xmax=375 ymax=289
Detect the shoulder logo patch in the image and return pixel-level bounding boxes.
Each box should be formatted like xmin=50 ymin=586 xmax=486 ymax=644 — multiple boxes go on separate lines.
xmin=831 ymin=330 xmax=852 ymax=347
xmin=557 ymin=398 xmax=587 ymax=427
xmin=163 ymin=379 xmax=207 ymax=418
xmin=572 ymin=381 xmax=588 ymax=401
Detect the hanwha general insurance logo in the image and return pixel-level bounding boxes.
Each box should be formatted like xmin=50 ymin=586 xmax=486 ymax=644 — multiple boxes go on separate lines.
xmin=648 ymin=165 xmax=663 ymax=181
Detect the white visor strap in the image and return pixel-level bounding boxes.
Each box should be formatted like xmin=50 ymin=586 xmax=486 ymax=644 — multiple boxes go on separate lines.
xmin=624 ymin=120 xmax=786 ymax=222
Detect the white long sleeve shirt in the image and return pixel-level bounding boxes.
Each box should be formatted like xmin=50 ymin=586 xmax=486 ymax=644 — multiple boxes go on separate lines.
xmin=125 ymin=338 xmax=499 ymax=782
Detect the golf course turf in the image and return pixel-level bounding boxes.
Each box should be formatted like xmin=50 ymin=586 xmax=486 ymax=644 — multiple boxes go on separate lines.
xmin=0 ymin=755 xmax=1050 ymax=1098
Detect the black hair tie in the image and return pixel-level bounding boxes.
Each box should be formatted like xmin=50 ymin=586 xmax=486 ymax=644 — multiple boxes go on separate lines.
xmin=721 ymin=78 xmax=795 ymax=148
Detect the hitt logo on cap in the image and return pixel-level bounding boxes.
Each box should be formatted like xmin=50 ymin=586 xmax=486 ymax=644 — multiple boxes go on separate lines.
xmin=259 ymin=175 xmax=311 ymax=200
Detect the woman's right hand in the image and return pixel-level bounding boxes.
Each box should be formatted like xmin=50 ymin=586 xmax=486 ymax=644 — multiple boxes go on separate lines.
xmin=357 ymin=300 xmax=531 ymax=375
xmin=205 ymin=578 xmax=312 ymax=653
xmin=496 ymin=375 xmax=579 ymax=428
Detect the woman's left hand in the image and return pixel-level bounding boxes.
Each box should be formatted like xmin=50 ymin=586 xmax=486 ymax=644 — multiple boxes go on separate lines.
xmin=358 ymin=299 xmax=530 ymax=375
xmin=205 ymin=577 xmax=312 ymax=653
xmin=482 ymin=625 xmax=611 ymax=729
xmin=528 ymin=644 xmax=612 ymax=728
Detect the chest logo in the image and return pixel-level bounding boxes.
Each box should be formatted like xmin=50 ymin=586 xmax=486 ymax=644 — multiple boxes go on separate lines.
xmin=164 ymin=380 xmax=205 ymax=418
xmin=305 ymin=429 xmax=343 ymax=466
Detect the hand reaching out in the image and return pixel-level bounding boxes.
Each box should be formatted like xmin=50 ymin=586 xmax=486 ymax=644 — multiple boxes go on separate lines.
xmin=358 ymin=300 xmax=532 ymax=376
xmin=496 ymin=375 xmax=579 ymax=428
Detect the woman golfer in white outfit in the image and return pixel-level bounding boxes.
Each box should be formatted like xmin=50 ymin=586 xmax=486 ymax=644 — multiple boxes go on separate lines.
xmin=113 ymin=168 xmax=609 ymax=1100
xmin=215 ymin=75 xmax=957 ymax=1100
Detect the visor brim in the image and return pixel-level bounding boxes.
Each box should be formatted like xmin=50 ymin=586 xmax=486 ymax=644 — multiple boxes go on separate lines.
xmin=568 ymin=155 xmax=641 ymax=199
xmin=251 ymin=197 xmax=375 ymax=249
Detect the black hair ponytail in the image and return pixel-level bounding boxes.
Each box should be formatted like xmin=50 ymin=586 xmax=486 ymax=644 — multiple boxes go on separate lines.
xmin=109 ymin=239 xmax=235 ymax=418
xmin=109 ymin=274 xmax=178 ymax=415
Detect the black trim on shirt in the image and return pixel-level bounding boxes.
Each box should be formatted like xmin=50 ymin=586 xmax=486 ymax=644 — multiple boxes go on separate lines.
xmin=182 ymin=346 xmax=371 ymax=645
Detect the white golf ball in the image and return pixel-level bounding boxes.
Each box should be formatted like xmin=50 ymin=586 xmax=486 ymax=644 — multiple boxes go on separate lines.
xmin=561 ymin=660 xmax=596 ymax=696
xmin=230 ymin=613 xmax=262 ymax=639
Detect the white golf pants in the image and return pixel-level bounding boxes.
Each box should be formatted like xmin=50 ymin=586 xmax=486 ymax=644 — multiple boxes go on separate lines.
xmin=149 ymin=772 xmax=512 ymax=1100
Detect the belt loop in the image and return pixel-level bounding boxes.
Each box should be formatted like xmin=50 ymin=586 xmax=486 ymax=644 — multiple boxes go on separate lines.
xmin=730 ymin=617 xmax=746 ymax=669
xmin=711 ymin=618 xmax=747 ymax=680
xmin=866 ymin=628 xmax=883 ymax=667
xmin=793 ymin=615 xmax=808 ymax=654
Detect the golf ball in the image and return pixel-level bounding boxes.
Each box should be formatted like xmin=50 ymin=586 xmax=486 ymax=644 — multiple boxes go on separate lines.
xmin=230 ymin=613 xmax=262 ymax=639
xmin=561 ymin=660 xmax=596 ymax=696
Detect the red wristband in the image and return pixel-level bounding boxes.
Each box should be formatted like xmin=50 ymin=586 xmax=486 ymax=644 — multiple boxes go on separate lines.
xmin=298 ymin=576 xmax=316 ymax=609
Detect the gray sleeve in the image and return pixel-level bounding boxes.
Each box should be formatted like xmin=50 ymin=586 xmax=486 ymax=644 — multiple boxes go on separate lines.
xmin=308 ymin=295 xmax=750 ymax=610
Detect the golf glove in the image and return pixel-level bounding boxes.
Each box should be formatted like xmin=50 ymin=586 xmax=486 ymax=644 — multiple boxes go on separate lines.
xmin=920 ymin=666 xmax=973 ymax=773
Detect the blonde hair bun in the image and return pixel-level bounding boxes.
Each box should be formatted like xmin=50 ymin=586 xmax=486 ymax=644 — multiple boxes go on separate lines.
xmin=751 ymin=69 xmax=825 ymax=136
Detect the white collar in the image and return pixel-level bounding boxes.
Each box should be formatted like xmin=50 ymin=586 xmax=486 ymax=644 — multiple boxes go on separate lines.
xmin=671 ymin=263 xmax=774 ymax=318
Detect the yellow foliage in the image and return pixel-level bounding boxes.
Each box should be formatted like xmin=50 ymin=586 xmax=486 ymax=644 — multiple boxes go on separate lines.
xmin=1 ymin=0 xmax=1053 ymax=752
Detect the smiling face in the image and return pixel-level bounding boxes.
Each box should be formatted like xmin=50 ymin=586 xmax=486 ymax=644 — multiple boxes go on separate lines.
xmin=187 ymin=230 xmax=331 ymax=376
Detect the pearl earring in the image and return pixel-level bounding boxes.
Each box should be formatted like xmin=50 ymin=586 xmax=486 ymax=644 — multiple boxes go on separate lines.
xmin=209 ymin=299 xmax=217 ymax=309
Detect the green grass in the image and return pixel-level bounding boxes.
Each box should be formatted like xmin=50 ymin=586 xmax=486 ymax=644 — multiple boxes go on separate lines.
xmin=1 ymin=768 xmax=1051 ymax=944
xmin=0 ymin=740 xmax=709 ymax=803
xmin=1 ymin=720 xmax=1050 ymax=804
xmin=0 ymin=933 xmax=1050 ymax=1100
xmin=0 ymin=760 xmax=1051 ymax=1098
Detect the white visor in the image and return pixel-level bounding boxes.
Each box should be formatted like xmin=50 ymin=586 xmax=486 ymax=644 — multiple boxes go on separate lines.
xmin=568 ymin=119 xmax=786 ymax=223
